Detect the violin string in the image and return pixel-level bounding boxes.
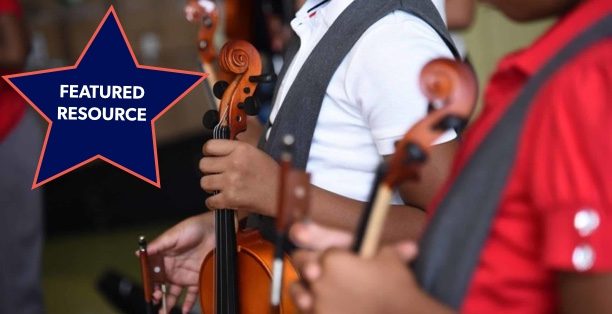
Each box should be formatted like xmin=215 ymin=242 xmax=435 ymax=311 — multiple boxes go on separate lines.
xmin=225 ymin=113 xmax=234 ymax=313
xmin=212 ymin=122 xmax=218 ymax=310
xmin=219 ymin=114 xmax=227 ymax=312
xmin=225 ymin=104 xmax=234 ymax=313
xmin=212 ymin=121 xmax=225 ymax=311
xmin=227 ymin=213 xmax=232 ymax=312
xmin=217 ymin=115 xmax=226 ymax=312
xmin=212 ymin=110 xmax=232 ymax=312
xmin=218 ymin=104 xmax=230 ymax=129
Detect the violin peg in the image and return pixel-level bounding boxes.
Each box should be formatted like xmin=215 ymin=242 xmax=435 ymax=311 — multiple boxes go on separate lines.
xmin=249 ymin=73 xmax=276 ymax=83
xmin=202 ymin=15 xmax=213 ymax=28
xmin=404 ymin=142 xmax=428 ymax=163
xmin=434 ymin=115 xmax=467 ymax=133
xmin=241 ymin=96 xmax=260 ymax=116
xmin=202 ymin=110 xmax=220 ymax=129
xmin=199 ymin=39 xmax=210 ymax=50
xmin=427 ymin=102 xmax=436 ymax=114
xmin=213 ymin=81 xmax=229 ymax=99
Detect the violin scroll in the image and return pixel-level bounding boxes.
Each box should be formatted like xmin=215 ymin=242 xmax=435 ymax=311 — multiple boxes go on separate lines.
xmin=420 ymin=59 xmax=477 ymax=131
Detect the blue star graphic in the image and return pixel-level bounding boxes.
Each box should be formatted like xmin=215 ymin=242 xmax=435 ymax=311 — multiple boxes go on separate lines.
xmin=4 ymin=7 xmax=205 ymax=188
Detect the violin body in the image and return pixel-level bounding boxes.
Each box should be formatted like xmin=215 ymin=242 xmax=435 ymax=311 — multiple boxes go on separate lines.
xmin=199 ymin=228 xmax=298 ymax=314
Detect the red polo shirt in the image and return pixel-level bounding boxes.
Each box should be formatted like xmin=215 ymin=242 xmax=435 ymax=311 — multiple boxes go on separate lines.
xmin=431 ymin=1 xmax=612 ymax=313
xmin=0 ymin=0 xmax=26 ymax=142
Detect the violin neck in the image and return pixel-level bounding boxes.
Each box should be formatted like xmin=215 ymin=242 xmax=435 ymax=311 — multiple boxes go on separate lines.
xmin=212 ymin=127 xmax=239 ymax=314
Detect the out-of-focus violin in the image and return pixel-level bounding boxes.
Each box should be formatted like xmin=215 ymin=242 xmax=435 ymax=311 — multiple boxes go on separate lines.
xmin=185 ymin=0 xmax=218 ymax=66
xmin=352 ymin=58 xmax=478 ymax=257
xmin=198 ymin=39 xmax=298 ymax=314
xmin=185 ymin=0 xmax=232 ymax=109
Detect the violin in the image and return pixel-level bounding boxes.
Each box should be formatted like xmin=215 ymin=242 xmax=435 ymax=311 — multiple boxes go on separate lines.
xmin=185 ymin=0 xmax=218 ymax=65
xmin=198 ymin=39 xmax=298 ymax=314
xmin=352 ymin=58 xmax=477 ymax=257
xmin=185 ymin=0 xmax=232 ymax=109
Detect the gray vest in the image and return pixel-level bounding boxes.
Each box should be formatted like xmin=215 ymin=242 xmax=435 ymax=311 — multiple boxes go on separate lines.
xmin=249 ymin=0 xmax=459 ymax=243
xmin=413 ymin=14 xmax=612 ymax=309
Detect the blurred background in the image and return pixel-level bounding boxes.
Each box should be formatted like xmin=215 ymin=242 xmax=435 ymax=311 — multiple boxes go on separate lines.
xmin=3 ymin=0 xmax=552 ymax=313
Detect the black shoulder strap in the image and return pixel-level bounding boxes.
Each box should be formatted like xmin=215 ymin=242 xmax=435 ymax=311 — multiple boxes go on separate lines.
xmin=261 ymin=0 xmax=458 ymax=168
xmin=398 ymin=0 xmax=458 ymax=59
xmin=413 ymin=15 xmax=612 ymax=309
xmin=269 ymin=34 xmax=300 ymax=116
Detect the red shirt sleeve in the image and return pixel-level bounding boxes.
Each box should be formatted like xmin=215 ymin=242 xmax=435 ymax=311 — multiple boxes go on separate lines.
xmin=531 ymin=40 xmax=612 ymax=273
xmin=0 ymin=0 xmax=22 ymax=17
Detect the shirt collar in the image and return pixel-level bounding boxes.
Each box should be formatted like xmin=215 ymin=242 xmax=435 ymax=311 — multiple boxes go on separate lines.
xmin=294 ymin=0 xmax=315 ymax=19
xmin=505 ymin=0 xmax=612 ymax=76
xmin=318 ymin=0 xmax=354 ymax=27
xmin=294 ymin=0 xmax=354 ymax=27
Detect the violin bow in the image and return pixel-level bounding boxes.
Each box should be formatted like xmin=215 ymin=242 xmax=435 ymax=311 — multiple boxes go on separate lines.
xmin=138 ymin=236 xmax=168 ymax=314
xmin=270 ymin=135 xmax=311 ymax=313
xmin=352 ymin=58 xmax=478 ymax=258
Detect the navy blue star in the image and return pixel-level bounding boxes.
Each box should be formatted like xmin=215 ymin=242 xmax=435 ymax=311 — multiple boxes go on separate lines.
xmin=4 ymin=7 xmax=205 ymax=188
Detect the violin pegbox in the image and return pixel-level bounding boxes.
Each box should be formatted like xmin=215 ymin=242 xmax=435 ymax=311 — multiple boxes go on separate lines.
xmin=215 ymin=40 xmax=263 ymax=139
xmin=186 ymin=0 xmax=219 ymax=64
xmin=203 ymin=41 xmax=277 ymax=133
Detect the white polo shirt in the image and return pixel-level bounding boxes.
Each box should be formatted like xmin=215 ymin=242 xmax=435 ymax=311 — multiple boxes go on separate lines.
xmin=268 ymin=0 xmax=454 ymax=203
